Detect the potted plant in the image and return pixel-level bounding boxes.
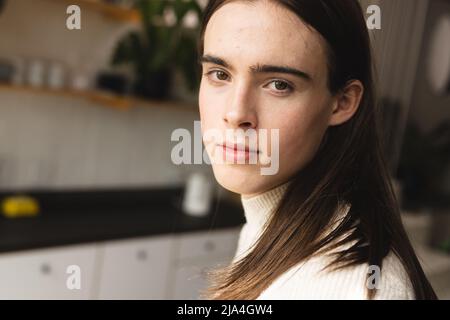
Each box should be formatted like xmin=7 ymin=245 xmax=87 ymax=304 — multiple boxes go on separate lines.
xmin=111 ymin=0 xmax=203 ymax=100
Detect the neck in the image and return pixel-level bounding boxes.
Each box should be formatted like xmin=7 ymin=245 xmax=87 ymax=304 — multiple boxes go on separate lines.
xmin=241 ymin=182 xmax=290 ymax=228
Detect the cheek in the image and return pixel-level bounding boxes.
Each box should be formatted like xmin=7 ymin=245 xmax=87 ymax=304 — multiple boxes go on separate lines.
xmin=199 ymin=80 xmax=218 ymax=131
xmin=277 ymin=104 xmax=331 ymax=169
xmin=199 ymin=81 xmax=212 ymax=130
xmin=198 ymin=80 xmax=207 ymax=116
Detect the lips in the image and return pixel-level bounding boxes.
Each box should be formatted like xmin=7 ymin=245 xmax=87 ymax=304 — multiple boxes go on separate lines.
xmin=215 ymin=142 xmax=259 ymax=163
xmin=220 ymin=143 xmax=259 ymax=154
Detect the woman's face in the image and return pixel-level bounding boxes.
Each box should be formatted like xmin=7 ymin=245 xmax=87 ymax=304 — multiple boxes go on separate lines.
xmin=199 ymin=0 xmax=337 ymax=197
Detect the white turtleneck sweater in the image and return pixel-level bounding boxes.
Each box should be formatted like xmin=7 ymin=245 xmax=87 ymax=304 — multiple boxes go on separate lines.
xmin=231 ymin=183 xmax=415 ymax=300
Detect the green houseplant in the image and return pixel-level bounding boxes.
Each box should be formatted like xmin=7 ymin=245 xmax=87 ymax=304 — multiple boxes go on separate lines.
xmin=111 ymin=0 xmax=203 ymax=100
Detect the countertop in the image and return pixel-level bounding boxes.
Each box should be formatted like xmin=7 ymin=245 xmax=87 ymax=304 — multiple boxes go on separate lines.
xmin=0 ymin=187 xmax=245 ymax=253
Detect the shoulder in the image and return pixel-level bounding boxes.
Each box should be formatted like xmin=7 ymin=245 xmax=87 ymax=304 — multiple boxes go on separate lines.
xmin=373 ymin=251 xmax=415 ymax=300
xmin=259 ymin=250 xmax=415 ymax=300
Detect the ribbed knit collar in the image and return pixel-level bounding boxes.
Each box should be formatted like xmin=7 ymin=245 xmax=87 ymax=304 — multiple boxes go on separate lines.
xmin=241 ymin=182 xmax=290 ymax=228
xmin=241 ymin=182 xmax=351 ymax=234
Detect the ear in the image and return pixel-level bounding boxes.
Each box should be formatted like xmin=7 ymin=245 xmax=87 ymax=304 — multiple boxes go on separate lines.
xmin=328 ymin=80 xmax=364 ymax=126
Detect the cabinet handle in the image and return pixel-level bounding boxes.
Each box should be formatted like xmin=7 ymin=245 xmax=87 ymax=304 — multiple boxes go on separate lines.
xmin=204 ymin=241 xmax=215 ymax=252
xmin=136 ymin=250 xmax=148 ymax=261
xmin=200 ymin=267 xmax=210 ymax=279
xmin=40 ymin=263 xmax=52 ymax=275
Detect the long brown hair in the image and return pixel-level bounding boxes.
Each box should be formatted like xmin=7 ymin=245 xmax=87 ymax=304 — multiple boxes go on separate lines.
xmin=198 ymin=0 xmax=437 ymax=300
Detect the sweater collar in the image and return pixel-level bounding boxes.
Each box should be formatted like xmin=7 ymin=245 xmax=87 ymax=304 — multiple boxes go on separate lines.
xmin=241 ymin=182 xmax=352 ymax=232
xmin=241 ymin=182 xmax=290 ymax=228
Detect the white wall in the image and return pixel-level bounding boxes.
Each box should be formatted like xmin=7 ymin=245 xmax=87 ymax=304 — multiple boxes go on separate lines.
xmin=0 ymin=89 xmax=207 ymax=189
xmin=0 ymin=0 xmax=209 ymax=190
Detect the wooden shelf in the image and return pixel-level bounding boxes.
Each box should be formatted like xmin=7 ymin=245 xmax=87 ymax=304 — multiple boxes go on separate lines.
xmin=0 ymin=83 xmax=131 ymax=110
xmin=0 ymin=84 xmax=198 ymax=112
xmin=60 ymin=0 xmax=140 ymax=24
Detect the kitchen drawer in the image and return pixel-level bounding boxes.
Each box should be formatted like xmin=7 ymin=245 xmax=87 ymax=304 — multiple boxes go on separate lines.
xmin=0 ymin=244 xmax=97 ymax=299
xmin=175 ymin=228 xmax=241 ymax=262
xmin=172 ymin=255 xmax=233 ymax=300
xmin=97 ymin=235 xmax=173 ymax=299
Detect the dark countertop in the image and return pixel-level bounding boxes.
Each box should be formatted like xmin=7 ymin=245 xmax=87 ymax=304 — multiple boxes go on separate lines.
xmin=0 ymin=187 xmax=245 ymax=253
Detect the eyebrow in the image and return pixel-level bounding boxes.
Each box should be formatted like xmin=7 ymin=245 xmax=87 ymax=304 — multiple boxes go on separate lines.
xmin=199 ymin=54 xmax=312 ymax=81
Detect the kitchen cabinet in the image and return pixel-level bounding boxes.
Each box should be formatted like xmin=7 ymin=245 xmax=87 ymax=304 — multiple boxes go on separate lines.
xmin=170 ymin=228 xmax=241 ymax=300
xmin=172 ymin=256 xmax=231 ymax=300
xmin=0 ymin=244 xmax=97 ymax=299
xmin=97 ymin=235 xmax=173 ymax=300
xmin=0 ymin=226 xmax=242 ymax=299
xmin=176 ymin=228 xmax=240 ymax=262
xmin=97 ymin=228 xmax=241 ymax=300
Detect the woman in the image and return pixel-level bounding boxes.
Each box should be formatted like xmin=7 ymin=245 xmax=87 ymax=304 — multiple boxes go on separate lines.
xmin=197 ymin=0 xmax=437 ymax=299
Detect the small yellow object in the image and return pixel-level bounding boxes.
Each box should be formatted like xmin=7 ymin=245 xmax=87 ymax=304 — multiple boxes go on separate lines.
xmin=1 ymin=196 xmax=40 ymax=218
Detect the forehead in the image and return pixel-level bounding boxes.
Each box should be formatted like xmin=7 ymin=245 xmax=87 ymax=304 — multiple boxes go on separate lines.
xmin=203 ymin=1 xmax=327 ymax=75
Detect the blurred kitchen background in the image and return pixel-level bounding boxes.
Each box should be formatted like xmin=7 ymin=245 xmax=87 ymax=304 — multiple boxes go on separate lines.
xmin=0 ymin=0 xmax=448 ymax=299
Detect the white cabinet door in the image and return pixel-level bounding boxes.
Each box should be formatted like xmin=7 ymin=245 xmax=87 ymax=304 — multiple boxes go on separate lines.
xmin=0 ymin=244 xmax=97 ymax=299
xmin=176 ymin=228 xmax=241 ymax=263
xmin=97 ymin=235 xmax=173 ymax=299
xmin=171 ymin=227 xmax=241 ymax=300
xmin=173 ymin=255 xmax=232 ymax=300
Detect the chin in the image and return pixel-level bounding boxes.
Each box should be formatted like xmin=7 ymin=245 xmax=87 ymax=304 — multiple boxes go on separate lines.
xmin=211 ymin=163 xmax=278 ymax=196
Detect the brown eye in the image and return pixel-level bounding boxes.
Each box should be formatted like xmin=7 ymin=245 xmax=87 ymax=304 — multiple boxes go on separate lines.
xmin=274 ymin=81 xmax=288 ymax=91
xmin=216 ymin=71 xmax=228 ymax=81
xmin=204 ymin=70 xmax=229 ymax=82
xmin=267 ymin=80 xmax=294 ymax=95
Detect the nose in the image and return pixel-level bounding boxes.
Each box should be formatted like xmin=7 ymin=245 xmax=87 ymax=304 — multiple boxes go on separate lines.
xmin=223 ymin=83 xmax=257 ymax=129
